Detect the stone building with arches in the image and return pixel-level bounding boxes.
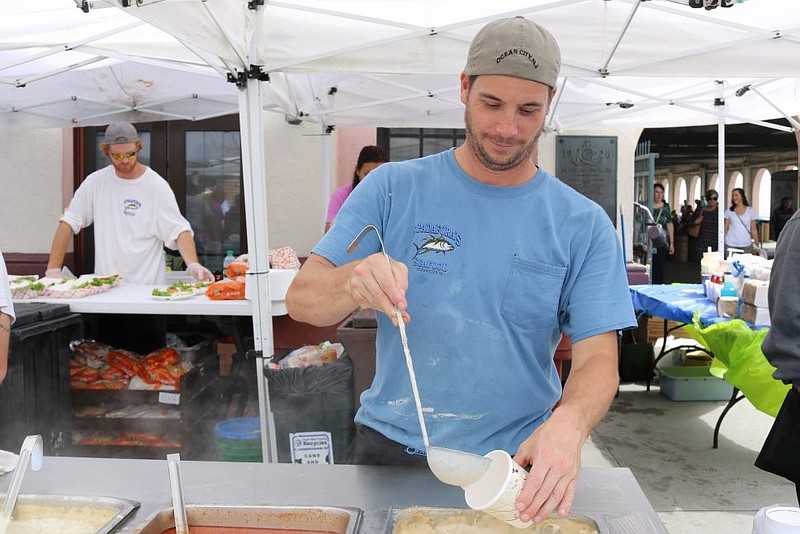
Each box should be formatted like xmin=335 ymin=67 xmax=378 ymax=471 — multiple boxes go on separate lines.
xmin=643 ymin=120 xmax=800 ymax=247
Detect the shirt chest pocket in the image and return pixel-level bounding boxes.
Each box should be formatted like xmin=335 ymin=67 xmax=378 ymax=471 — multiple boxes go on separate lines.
xmin=501 ymin=257 xmax=567 ymax=332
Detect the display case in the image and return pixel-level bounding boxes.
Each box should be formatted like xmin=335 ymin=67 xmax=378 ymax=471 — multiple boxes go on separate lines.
xmin=69 ymin=356 xmax=221 ymax=460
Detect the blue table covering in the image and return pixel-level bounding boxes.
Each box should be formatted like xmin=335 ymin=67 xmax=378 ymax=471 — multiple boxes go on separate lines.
xmin=629 ymin=284 xmax=724 ymax=326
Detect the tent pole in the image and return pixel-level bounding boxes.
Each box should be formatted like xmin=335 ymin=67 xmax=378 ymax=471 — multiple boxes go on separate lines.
xmin=321 ymin=129 xmax=333 ymax=232
xmin=747 ymin=87 xmax=800 ymax=130
xmin=239 ymin=74 xmax=277 ymax=463
xmin=239 ymin=75 xmax=278 ymax=464
xmin=716 ymin=80 xmax=726 ymax=257
xmin=234 ymin=4 xmax=278 ymax=464
xmin=598 ymin=0 xmax=642 ymax=76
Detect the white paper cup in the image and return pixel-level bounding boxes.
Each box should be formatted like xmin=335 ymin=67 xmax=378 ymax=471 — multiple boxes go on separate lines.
xmin=753 ymin=505 xmax=800 ymax=534
xmin=464 ymin=449 xmax=529 ymax=528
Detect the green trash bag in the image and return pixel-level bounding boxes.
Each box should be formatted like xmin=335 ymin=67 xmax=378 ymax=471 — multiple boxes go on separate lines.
xmin=683 ymin=312 xmax=790 ymax=417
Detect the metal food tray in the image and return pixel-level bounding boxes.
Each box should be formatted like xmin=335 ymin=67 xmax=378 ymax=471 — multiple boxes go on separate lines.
xmin=384 ymin=506 xmax=604 ymax=533
xmin=133 ymin=504 xmax=362 ymax=533
xmin=0 ymin=493 xmax=140 ymax=534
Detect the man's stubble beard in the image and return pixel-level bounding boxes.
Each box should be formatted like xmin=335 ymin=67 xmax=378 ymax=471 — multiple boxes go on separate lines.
xmin=112 ymin=158 xmax=138 ymax=175
xmin=464 ymin=106 xmax=542 ymax=172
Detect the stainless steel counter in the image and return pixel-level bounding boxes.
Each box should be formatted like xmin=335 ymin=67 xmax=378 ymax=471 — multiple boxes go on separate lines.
xmin=0 ymin=457 xmax=667 ymax=533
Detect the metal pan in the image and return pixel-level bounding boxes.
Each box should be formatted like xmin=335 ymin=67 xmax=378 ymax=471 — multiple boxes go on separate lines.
xmin=133 ymin=504 xmax=362 ymax=534
xmin=0 ymin=493 xmax=140 ymax=534
xmin=382 ymin=506 xmax=604 ymax=533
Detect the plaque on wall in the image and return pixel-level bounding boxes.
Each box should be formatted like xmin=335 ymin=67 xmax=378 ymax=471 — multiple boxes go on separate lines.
xmin=555 ymin=136 xmax=618 ymax=226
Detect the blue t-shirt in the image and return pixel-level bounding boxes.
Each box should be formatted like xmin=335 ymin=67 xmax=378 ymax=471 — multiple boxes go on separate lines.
xmin=314 ymin=149 xmax=636 ymax=456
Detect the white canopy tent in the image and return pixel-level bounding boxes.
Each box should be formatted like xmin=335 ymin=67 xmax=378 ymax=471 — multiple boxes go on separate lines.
xmin=4 ymin=1 xmax=800 ymax=131
xmin=3 ymin=0 xmax=800 ymax=461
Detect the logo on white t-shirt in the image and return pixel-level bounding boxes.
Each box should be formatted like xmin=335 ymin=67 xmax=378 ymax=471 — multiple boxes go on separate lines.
xmin=124 ymin=198 xmax=141 ymax=216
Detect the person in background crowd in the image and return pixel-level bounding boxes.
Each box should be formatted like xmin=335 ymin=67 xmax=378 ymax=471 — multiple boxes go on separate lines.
xmin=324 ymin=145 xmax=388 ymax=232
xmin=770 ymin=196 xmax=794 ymax=241
xmin=678 ymin=200 xmax=693 ymax=234
xmin=286 ymin=16 xmax=636 ymax=525
xmin=723 ymin=187 xmax=761 ymax=257
xmin=689 ymin=189 xmax=720 ymax=261
xmin=671 ymin=209 xmax=680 ymax=234
xmin=0 ymin=248 xmax=15 ymax=386
xmin=45 ymin=121 xmax=214 ymax=353
xmin=756 ymin=208 xmax=800 ymax=503
xmin=650 ymin=183 xmax=674 ymax=284
xmin=202 ymin=184 xmax=226 ymax=267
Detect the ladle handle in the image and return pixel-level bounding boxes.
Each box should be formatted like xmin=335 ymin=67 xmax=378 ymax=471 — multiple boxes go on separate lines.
xmin=0 ymin=435 xmax=43 ymax=526
xmin=0 ymin=449 xmax=29 ymax=523
xmin=396 ymin=311 xmax=430 ymax=448
xmin=348 ymin=224 xmax=430 ymax=449
xmin=167 ymin=453 xmax=189 ymax=534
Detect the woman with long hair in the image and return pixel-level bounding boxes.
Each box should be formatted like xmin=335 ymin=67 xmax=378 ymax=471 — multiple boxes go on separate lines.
xmin=325 ymin=145 xmax=388 ymax=232
xmin=724 ymin=187 xmax=761 ymax=257
xmin=649 ymin=183 xmax=674 ymax=284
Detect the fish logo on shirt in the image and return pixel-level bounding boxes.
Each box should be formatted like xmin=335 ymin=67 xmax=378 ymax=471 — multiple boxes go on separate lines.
xmin=412 ymin=235 xmax=455 ymax=259
xmin=123 ymin=198 xmax=141 ymax=216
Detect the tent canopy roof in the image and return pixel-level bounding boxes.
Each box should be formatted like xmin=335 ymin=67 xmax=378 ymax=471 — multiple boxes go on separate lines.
xmin=2 ymin=0 xmax=800 ymax=131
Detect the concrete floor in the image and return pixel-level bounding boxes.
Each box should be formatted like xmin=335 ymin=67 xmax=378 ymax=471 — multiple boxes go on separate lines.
xmin=597 ymin=258 xmax=796 ymax=532
xmin=583 ymin=383 xmax=796 ymax=534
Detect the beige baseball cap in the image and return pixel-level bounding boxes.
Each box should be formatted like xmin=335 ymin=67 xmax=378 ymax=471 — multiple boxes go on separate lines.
xmin=464 ymin=16 xmax=561 ymax=88
xmin=103 ymin=121 xmax=139 ymax=145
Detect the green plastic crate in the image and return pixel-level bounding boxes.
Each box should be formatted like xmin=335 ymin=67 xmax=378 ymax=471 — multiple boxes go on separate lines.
xmin=658 ymin=366 xmax=734 ymax=401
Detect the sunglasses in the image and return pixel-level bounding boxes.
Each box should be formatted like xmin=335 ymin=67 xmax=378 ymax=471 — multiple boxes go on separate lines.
xmin=708 ymin=196 xmax=718 ymax=201
xmin=109 ymin=150 xmax=138 ymax=161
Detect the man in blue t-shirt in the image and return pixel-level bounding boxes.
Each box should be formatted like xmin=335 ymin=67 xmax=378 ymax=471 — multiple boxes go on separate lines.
xmin=286 ymin=16 xmax=636 ymax=525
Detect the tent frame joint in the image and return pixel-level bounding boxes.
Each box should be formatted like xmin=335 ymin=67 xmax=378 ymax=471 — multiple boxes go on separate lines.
xmin=227 ymin=66 xmax=269 ymax=88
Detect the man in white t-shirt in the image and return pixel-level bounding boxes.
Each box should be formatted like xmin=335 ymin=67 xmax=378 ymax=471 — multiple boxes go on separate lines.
xmin=45 ymin=121 xmax=214 ymax=353
xmin=46 ymin=121 xmax=213 ymax=285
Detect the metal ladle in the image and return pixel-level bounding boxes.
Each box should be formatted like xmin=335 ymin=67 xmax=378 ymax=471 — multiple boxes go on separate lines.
xmin=166 ymin=453 xmax=189 ymax=534
xmin=348 ymin=225 xmax=491 ymax=487
xmin=0 ymin=435 xmax=44 ymax=534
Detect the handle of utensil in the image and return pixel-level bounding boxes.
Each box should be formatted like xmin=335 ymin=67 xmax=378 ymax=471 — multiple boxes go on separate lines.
xmin=348 ymin=225 xmax=429 ymax=447
xmin=0 ymin=435 xmax=43 ymax=524
xmin=396 ymin=310 xmax=430 ymax=448
xmin=167 ymin=453 xmax=189 ymax=534
xmin=0 ymin=448 xmax=28 ymax=523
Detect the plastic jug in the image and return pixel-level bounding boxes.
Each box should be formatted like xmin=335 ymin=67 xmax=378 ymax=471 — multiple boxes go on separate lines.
xmin=721 ymin=273 xmax=738 ymax=298
xmin=700 ymin=248 xmax=721 ymax=275
xmin=717 ymin=273 xmax=739 ymax=318
xmin=737 ymin=274 xmax=751 ymax=297
xmin=222 ymin=250 xmax=235 ymax=278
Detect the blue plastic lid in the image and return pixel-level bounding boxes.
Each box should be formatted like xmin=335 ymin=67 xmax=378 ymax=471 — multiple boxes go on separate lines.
xmin=215 ymin=417 xmax=261 ymax=440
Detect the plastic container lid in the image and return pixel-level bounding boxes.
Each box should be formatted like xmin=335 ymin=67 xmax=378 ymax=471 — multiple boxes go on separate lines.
xmin=214 ymin=417 xmax=261 ymax=440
